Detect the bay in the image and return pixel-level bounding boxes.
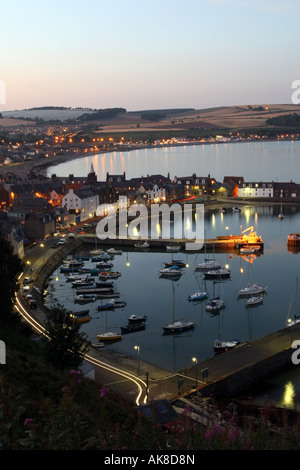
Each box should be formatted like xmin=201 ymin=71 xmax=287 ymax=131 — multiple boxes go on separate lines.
xmin=47 ymin=140 xmax=300 ymax=182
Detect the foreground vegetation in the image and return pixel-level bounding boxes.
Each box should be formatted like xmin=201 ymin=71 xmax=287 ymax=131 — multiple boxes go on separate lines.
xmin=1 ymin=236 xmax=300 ymax=450
xmin=1 ymin=312 xmax=300 ymax=450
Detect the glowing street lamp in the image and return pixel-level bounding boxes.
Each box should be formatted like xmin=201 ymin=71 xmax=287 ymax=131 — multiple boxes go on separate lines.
xmin=134 ymin=345 xmax=140 ymax=375
xmin=192 ymin=356 xmax=198 ymax=388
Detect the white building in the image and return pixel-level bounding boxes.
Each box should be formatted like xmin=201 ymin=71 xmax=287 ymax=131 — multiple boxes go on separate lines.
xmin=238 ymin=182 xmax=274 ymax=198
xmin=61 ymin=187 xmax=99 ymax=221
xmin=148 ymin=184 xmax=166 ymax=203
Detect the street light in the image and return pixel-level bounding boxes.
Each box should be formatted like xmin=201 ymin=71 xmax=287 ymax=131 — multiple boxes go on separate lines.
xmin=134 ymin=345 xmax=140 ymax=375
xmin=192 ymin=357 xmax=198 ymax=388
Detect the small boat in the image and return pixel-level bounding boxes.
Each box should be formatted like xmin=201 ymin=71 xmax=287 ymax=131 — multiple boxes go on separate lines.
xmin=240 ymin=245 xmax=261 ymax=254
xmin=166 ymin=244 xmax=181 ymax=252
xmin=71 ymin=279 xmax=95 ymax=287
xmin=65 ymin=274 xmax=88 ymax=282
xmin=96 ymin=292 xmax=120 ymax=299
xmin=162 ymin=320 xmax=195 ymax=334
xmin=195 ymin=259 xmax=221 ymax=271
xmin=159 ymin=266 xmax=183 ymax=277
xmin=188 ymin=291 xmax=208 ymax=301
xmin=90 ymin=249 xmax=105 ymax=255
xmin=232 ymin=207 xmax=241 ymax=213
xmin=238 ymin=283 xmax=267 ymax=296
xmin=213 ymin=339 xmax=240 ymax=353
xmin=246 ymin=295 xmax=264 ymax=307
xmin=134 ymin=241 xmax=150 ymax=248
xmin=96 ymin=281 xmax=114 ymax=288
xmin=98 ymin=300 xmax=127 ymax=311
xmin=206 ymin=297 xmax=225 ymax=311
xmin=164 ymin=260 xmax=186 ymax=268
xmin=219 ymin=207 xmax=227 ymax=213
xmin=78 ymin=268 xmax=92 ymax=274
xmin=75 ymin=256 xmax=90 ymax=261
xmin=99 ymin=271 xmax=121 ymax=280
xmin=60 ymin=264 xmax=83 ymax=273
xmin=278 ymin=213 xmax=284 ymax=220
xmin=96 ymin=261 xmax=114 ymax=269
xmin=70 ymin=313 xmax=90 ymax=323
xmin=128 ymin=315 xmax=147 ymax=324
xmin=96 ymin=332 xmax=122 ymax=343
xmin=74 ymin=294 xmax=96 ymax=303
xmin=91 ymin=254 xmax=113 ymax=262
xmin=204 ymin=268 xmax=231 ymax=279
xmin=121 ymin=322 xmax=146 ymax=334
xmin=107 ymin=248 xmax=122 ymax=255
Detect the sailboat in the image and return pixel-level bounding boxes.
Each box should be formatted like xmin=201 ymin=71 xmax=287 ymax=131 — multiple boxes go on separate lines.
xmin=195 ymin=234 xmax=220 ymax=271
xmin=97 ymin=308 xmax=122 ymax=342
xmin=237 ymin=258 xmax=267 ymax=296
xmin=206 ymin=280 xmax=226 ymax=312
xmin=188 ymin=271 xmax=208 ymax=301
xmin=287 ymin=278 xmax=300 ymax=327
xmin=162 ymin=282 xmax=195 ymax=333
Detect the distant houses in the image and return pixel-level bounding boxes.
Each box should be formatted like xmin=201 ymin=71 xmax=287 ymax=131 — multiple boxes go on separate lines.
xmin=238 ymin=180 xmax=300 ymax=199
xmin=2 ymin=159 xmax=300 ymax=254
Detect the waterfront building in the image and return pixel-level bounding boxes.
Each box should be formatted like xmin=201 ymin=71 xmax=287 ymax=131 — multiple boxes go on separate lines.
xmin=61 ymin=187 xmax=99 ymax=222
xmin=238 ymin=181 xmax=274 ymax=198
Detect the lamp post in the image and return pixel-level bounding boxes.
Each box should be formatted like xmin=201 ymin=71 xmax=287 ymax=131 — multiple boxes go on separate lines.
xmin=192 ymin=356 xmax=198 ymax=388
xmin=134 ymin=345 xmax=140 ymax=375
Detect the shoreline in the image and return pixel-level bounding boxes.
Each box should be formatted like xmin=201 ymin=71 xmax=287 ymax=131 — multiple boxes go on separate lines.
xmin=3 ymin=137 xmax=300 ymax=181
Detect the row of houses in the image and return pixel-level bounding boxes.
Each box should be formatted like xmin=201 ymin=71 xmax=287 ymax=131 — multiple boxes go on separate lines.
xmin=1 ymin=163 xmax=300 ymax=259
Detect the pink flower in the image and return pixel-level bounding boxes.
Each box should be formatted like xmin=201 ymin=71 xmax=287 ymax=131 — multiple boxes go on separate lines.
xmin=100 ymin=386 xmax=110 ymax=397
xmin=24 ymin=418 xmax=33 ymax=426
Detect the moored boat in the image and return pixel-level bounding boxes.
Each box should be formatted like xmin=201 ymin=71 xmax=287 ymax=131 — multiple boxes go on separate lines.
xmin=107 ymin=248 xmax=122 ymax=255
xmin=238 ymin=283 xmax=267 ymax=296
xmin=159 ymin=266 xmax=183 ymax=277
xmin=96 ymin=332 xmax=122 ymax=343
xmin=128 ymin=315 xmax=147 ymax=324
xmin=195 ymin=259 xmax=221 ymax=271
xmin=164 ymin=260 xmax=186 ymax=268
xmin=134 ymin=241 xmax=150 ymax=248
xmin=188 ymin=291 xmax=208 ymax=301
xmin=98 ymin=300 xmax=126 ymax=311
xmin=206 ymin=297 xmax=225 ymax=311
xmin=204 ymin=268 xmax=230 ymax=279
xmin=166 ymin=244 xmax=181 ymax=252
xmin=121 ymin=322 xmax=146 ymax=334
xmin=213 ymin=339 xmax=240 ymax=353
xmin=74 ymin=294 xmax=96 ymax=303
xmin=245 ymin=295 xmax=264 ymax=307
xmin=162 ymin=320 xmax=195 ymax=334
xmin=99 ymin=271 xmax=121 ymax=280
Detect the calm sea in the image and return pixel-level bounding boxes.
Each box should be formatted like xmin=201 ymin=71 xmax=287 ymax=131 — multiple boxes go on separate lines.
xmin=45 ymin=140 xmax=300 ymax=408
xmin=47 ymin=140 xmax=300 ymax=183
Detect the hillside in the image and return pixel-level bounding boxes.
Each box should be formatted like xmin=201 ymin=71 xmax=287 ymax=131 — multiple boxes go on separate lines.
xmin=1 ymin=104 xmax=300 ymax=132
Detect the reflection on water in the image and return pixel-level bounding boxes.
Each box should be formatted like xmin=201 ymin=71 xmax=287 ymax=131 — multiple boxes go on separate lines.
xmin=45 ymin=205 xmax=300 ymax=385
xmin=47 ymin=141 xmax=300 ymax=182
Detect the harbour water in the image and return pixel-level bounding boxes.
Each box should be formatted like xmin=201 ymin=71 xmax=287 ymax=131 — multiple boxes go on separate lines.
xmin=47 ymin=140 xmax=300 ymax=183
xmin=45 ymin=140 xmax=300 ymax=408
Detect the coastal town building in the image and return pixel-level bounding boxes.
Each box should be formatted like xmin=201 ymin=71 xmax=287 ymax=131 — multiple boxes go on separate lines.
xmin=61 ymin=187 xmax=99 ymax=222
xmin=238 ymin=181 xmax=274 ymax=198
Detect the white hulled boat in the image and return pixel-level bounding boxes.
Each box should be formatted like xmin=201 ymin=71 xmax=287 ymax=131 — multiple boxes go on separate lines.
xmin=238 ymin=283 xmax=267 ymax=296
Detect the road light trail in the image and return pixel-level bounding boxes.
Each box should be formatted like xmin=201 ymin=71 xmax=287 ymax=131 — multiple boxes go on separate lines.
xmin=15 ymin=291 xmax=148 ymax=405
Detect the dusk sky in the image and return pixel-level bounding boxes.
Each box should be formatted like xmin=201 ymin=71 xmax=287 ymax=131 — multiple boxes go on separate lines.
xmin=1 ymin=0 xmax=299 ymax=111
